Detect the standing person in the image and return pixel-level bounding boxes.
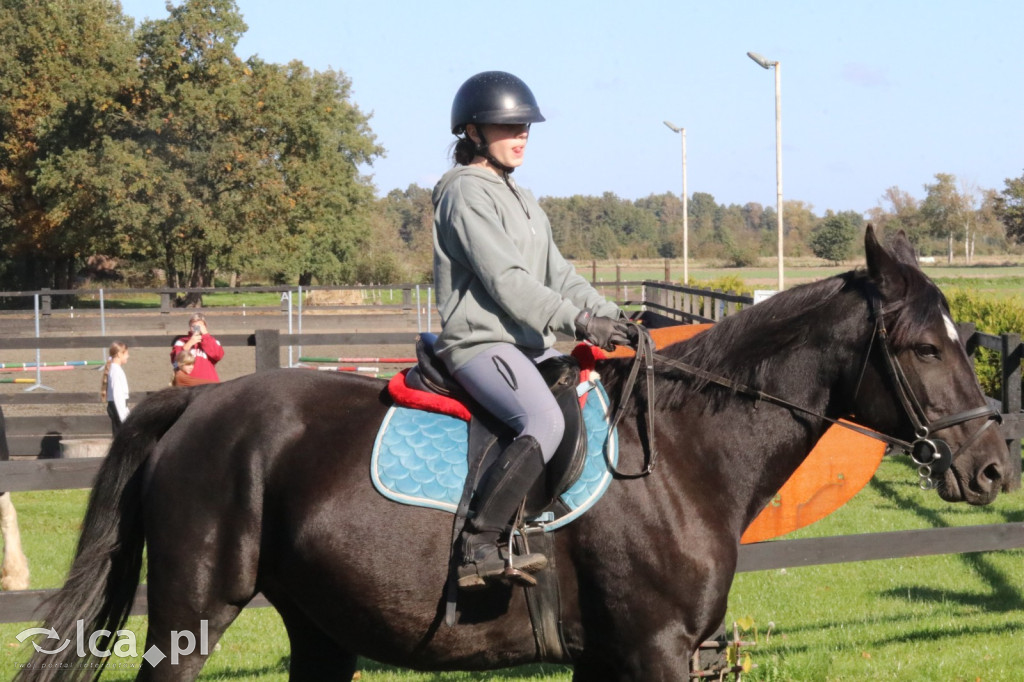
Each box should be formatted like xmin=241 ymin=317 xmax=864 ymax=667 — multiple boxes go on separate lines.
xmin=434 ymin=71 xmax=632 ymax=590
xmin=101 ymin=341 xmax=130 ymax=435
xmin=170 ymin=312 xmax=224 ymax=383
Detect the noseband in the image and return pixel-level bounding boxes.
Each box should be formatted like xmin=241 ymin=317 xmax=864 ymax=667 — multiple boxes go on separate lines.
xmin=608 ymin=296 xmax=1001 ymax=489
xmin=862 ymin=296 xmax=1001 ymax=489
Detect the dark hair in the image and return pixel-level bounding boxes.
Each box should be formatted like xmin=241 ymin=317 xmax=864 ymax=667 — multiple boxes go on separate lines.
xmin=451 ymin=135 xmax=478 ymax=166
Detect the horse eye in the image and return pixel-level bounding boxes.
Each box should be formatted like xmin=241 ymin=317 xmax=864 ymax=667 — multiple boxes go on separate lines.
xmin=915 ymin=344 xmax=939 ymax=359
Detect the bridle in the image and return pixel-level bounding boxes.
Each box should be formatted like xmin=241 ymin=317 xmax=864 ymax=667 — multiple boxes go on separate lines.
xmin=605 ymin=294 xmax=1001 ymax=490
xmin=860 ymin=295 xmax=1001 ymax=488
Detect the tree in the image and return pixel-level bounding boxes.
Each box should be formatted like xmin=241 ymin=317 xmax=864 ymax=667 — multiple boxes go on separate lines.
xmin=0 ymin=0 xmax=137 ymax=289
xmin=633 ymin=192 xmax=685 ymax=258
xmin=242 ymin=60 xmax=383 ymax=285
xmin=374 ymin=184 xmax=434 ymax=282
xmin=809 ymin=212 xmax=858 ymax=264
xmin=780 ymin=200 xmax=817 ymax=257
xmin=976 ymin=188 xmax=1008 ymax=253
xmin=128 ymin=0 xmax=277 ymax=294
xmin=994 ymin=171 xmax=1024 ymax=244
xmin=688 ymin=192 xmax=719 ymax=258
xmin=119 ymin=0 xmax=381 ymax=296
xmin=868 ymin=186 xmax=924 ymax=247
xmin=741 ymin=202 xmax=765 ymax=233
xmin=920 ymin=173 xmax=979 ymax=263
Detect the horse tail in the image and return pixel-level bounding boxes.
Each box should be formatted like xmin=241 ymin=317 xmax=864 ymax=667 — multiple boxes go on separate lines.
xmin=16 ymin=387 xmax=199 ymax=682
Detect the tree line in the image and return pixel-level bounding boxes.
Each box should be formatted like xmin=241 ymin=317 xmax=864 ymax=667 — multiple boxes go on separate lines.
xmin=380 ymin=172 xmax=1024 ymax=282
xmin=2 ymin=1 xmax=1022 ymax=295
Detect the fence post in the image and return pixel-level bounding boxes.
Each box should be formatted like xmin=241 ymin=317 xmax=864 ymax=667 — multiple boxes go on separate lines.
xmin=253 ymin=329 xmax=281 ymax=372
xmin=1002 ymin=332 xmax=1022 ymax=489
xmin=957 ymin=323 xmax=977 ymax=351
xmin=664 ymin=259 xmax=670 ymax=283
xmin=401 ymin=286 xmax=412 ymax=310
xmin=591 ymin=260 xmax=597 ymax=283
xmin=41 ymin=288 xmax=51 ymax=316
xmin=160 ymin=292 xmax=171 ymax=314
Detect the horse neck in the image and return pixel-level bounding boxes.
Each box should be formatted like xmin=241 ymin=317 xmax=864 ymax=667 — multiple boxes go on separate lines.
xmin=645 ymin=288 xmax=871 ymax=534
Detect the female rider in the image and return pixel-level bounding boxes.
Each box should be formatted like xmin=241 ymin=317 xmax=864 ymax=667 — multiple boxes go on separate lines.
xmin=432 ymin=71 xmax=631 ymax=589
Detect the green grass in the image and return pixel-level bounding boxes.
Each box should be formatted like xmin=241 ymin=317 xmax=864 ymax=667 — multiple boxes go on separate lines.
xmin=199 ymin=292 xmax=282 ymax=307
xmin=4 ymin=458 xmax=1024 ymax=680
xmin=69 ymin=293 xmax=161 ymax=309
xmin=934 ymin=275 xmax=1024 ymax=302
xmin=65 ymin=289 xmax=416 ymax=310
xmin=727 ymin=457 xmax=1024 ymax=681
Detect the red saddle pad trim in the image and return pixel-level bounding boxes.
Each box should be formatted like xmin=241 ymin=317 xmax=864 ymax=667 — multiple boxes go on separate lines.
xmin=387 ymin=368 xmax=472 ymax=422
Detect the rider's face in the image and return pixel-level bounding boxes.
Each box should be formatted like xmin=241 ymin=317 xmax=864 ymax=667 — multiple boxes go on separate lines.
xmin=469 ymin=123 xmax=530 ymax=171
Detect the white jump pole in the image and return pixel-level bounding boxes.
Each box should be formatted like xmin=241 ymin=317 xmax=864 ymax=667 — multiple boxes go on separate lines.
xmin=25 ymin=294 xmax=53 ymax=392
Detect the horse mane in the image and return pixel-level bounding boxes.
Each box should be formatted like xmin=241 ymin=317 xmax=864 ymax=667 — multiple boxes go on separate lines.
xmin=601 ymin=261 xmax=946 ymax=414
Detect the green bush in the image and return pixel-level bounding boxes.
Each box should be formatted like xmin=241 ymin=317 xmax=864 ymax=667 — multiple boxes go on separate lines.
xmin=946 ymin=288 xmax=1024 ymax=398
xmin=689 ymin=274 xmax=752 ymax=297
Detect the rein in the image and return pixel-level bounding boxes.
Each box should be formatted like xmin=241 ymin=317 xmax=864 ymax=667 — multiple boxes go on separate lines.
xmin=604 ymin=325 xmax=659 ymax=478
xmin=607 ymin=303 xmax=1001 ymax=488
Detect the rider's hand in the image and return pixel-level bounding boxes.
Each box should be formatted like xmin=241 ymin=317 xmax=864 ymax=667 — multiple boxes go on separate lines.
xmin=624 ymin=322 xmax=641 ymax=348
xmin=617 ymin=310 xmax=642 ymax=348
xmin=575 ymin=309 xmax=631 ymax=351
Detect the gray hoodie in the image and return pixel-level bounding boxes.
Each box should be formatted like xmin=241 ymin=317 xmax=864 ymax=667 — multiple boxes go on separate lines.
xmin=432 ymin=166 xmax=620 ymax=370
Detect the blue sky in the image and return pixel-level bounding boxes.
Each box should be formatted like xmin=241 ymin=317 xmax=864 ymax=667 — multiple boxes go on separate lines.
xmin=118 ymin=0 xmax=1023 ymax=217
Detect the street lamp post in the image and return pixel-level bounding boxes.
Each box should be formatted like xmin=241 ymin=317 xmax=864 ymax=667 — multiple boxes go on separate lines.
xmin=747 ymin=51 xmax=784 ymax=291
xmin=663 ymin=121 xmax=687 ymax=285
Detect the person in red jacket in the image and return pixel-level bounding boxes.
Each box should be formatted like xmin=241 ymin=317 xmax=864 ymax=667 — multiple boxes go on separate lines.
xmin=170 ymin=312 xmax=224 ymax=382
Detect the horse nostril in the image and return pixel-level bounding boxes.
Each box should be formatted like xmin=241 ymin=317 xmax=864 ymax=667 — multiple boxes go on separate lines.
xmin=983 ymin=462 xmax=1002 ymax=484
xmin=981 ymin=461 xmax=1010 ymax=493
xmin=969 ymin=462 xmax=1003 ymax=497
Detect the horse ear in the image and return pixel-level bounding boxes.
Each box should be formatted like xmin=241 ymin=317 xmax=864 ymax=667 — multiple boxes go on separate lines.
xmin=864 ymin=224 xmax=905 ymax=295
xmin=888 ymin=229 xmax=920 ymax=267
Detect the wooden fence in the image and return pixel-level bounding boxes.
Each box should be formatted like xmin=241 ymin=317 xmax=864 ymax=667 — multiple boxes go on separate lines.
xmin=1 ymin=286 xmax=1022 ymax=624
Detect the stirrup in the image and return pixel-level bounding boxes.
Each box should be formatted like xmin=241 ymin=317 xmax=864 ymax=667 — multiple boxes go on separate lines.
xmin=501 ymin=564 xmax=538 ymax=588
xmin=457 ymin=545 xmax=547 ymax=591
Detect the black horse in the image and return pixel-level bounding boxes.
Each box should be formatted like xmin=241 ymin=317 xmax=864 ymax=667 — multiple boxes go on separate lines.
xmin=20 ymin=228 xmax=1010 ymax=681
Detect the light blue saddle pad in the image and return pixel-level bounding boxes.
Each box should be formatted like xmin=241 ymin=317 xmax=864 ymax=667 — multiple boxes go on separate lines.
xmin=371 ymin=381 xmax=618 ymax=532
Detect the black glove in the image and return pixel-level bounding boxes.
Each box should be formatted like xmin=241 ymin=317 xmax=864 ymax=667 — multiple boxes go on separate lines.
xmin=575 ymin=309 xmax=631 ymax=351
xmin=618 ymin=310 xmax=642 ymax=348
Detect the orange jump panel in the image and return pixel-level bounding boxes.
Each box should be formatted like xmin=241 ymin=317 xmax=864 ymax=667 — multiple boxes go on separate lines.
xmin=607 ymin=323 xmax=885 ymax=542
xmin=740 ymin=423 xmax=885 ymax=543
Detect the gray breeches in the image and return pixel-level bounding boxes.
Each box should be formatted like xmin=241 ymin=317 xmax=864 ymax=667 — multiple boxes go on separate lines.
xmin=451 ymin=344 xmax=565 ymax=463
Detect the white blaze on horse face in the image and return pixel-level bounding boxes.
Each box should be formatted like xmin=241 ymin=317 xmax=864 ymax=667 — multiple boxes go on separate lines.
xmin=942 ymin=311 xmax=959 ymax=344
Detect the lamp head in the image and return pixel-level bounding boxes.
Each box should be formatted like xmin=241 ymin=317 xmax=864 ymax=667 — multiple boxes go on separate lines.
xmin=663 ymin=120 xmax=682 ymax=133
xmin=747 ymin=51 xmax=776 ymax=69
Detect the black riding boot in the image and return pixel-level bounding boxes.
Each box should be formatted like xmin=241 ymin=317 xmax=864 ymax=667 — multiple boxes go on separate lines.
xmin=458 ymin=436 xmax=548 ymax=590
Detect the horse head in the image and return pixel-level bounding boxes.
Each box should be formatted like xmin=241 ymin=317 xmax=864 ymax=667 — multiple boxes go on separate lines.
xmin=853 ymin=225 xmax=1007 ymax=505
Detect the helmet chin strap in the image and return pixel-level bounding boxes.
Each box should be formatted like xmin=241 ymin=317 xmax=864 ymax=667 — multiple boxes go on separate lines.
xmin=469 ymin=127 xmax=530 ymax=218
xmin=474 ymin=130 xmax=515 ymax=175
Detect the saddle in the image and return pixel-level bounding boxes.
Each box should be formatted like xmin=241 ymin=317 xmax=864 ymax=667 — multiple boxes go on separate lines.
xmin=403 ymin=333 xmax=589 ymax=518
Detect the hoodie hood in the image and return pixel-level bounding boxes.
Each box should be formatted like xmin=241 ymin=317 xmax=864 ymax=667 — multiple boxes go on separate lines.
xmin=432 ymin=165 xmax=503 ymax=208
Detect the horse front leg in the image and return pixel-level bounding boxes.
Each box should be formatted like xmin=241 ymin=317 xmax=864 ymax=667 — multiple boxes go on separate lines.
xmin=572 ymin=550 xmax=735 ymax=681
xmin=0 ymin=492 xmax=30 ymax=591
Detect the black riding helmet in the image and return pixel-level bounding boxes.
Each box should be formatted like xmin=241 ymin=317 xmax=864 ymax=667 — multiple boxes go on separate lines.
xmin=450 ymin=71 xmax=546 ymax=135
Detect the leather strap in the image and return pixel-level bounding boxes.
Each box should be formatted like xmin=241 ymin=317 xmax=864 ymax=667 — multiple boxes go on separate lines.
xmin=603 ymin=323 xmax=659 ymax=478
xmin=517 ymin=528 xmax=569 ymax=662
